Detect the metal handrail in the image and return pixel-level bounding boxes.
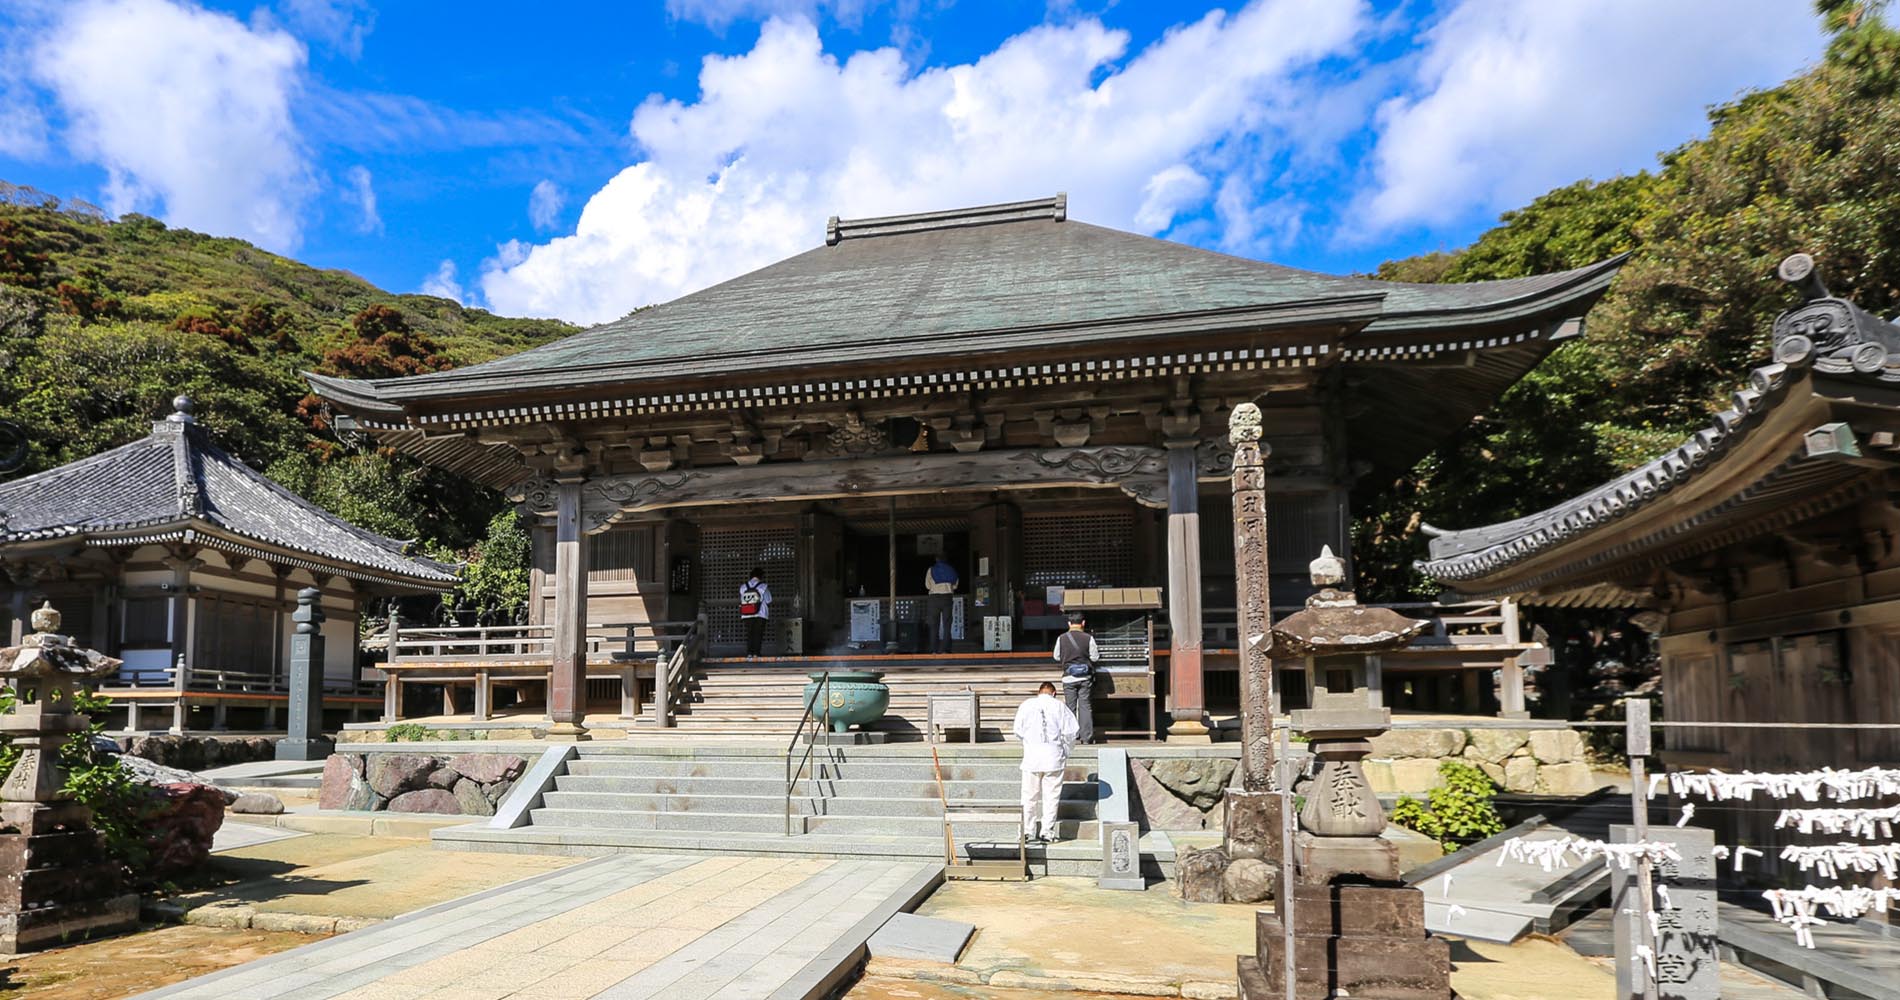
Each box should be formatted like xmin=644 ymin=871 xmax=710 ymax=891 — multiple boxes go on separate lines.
xmin=783 ymin=671 xmax=834 ymax=836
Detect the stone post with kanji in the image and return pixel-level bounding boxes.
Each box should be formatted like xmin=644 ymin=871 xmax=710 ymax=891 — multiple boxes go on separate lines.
xmin=1221 ymin=402 xmax=1281 ymax=873
xmin=276 ymin=587 xmax=334 ymax=761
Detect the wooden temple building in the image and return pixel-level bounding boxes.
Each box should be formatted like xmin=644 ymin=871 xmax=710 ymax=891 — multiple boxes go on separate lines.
xmin=1419 ymin=253 xmax=1900 ymax=864
xmin=309 ymin=195 xmax=1621 ymax=739
xmin=0 ymin=397 xmax=458 ymax=732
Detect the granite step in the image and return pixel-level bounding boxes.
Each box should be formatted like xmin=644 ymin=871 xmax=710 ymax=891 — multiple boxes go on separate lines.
xmin=525 ymin=805 xmax=1081 ymax=839
xmin=540 ymin=789 xmax=1095 ymax=820
xmin=552 ymin=773 xmax=1100 ymax=800
xmin=562 ymin=758 xmax=1071 ymax=782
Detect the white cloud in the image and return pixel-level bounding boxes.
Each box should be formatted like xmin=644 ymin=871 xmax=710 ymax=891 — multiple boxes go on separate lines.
xmin=482 ymin=3 xmax=1369 ymax=323
xmin=420 ymin=259 xmax=466 ymax=303
xmin=342 ymin=164 xmax=381 ymax=234
xmin=529 ymin=179 xmax=565 ymax=231
xmin=31 ymin=0 xmax=314 ymax=251
xmin=1359 ymin=0 xmax=1825 ymax=233
xmin=276 ymin=0 xmax=375 ymax=57
xmin=667 ymin=0 xmax=879 ymax=30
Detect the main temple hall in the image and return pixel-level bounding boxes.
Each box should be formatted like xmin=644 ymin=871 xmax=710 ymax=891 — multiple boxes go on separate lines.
xmin=309 ymin=194 xmax=1623 ymax=740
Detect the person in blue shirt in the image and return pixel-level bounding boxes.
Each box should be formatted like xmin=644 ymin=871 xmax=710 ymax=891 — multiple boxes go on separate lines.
xmin=923 ymin=556 xmax=959 ymax=654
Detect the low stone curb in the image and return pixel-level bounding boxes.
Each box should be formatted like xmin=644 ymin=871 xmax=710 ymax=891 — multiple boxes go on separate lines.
xmin=865 ymin=957 xmax=1238 ymax=998
xmin=140 ymin=897 xmax=380 ymax=936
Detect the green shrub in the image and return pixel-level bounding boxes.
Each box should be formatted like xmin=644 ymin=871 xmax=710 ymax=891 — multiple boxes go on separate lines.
xmin=1388 ymin=760 xmax=1505 ymax=852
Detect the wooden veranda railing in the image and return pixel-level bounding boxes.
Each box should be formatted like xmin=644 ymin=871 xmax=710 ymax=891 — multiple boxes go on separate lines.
xmin=380 ymin=617 xmax=706 ymax=724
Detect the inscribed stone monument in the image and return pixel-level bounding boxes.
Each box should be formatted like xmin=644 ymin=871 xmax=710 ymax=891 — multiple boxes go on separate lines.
xmin=1612 ymin=825 xmax=1718 ymax=1000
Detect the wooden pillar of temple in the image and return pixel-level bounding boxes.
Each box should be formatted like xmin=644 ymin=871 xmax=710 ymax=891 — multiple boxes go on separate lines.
xmin=163 ymin=549 xmax=200 ymax=734
xmin=1165 ymin=437 xmax=1207 ymax=738
xmin=548 ymin=479 xmax=590 ymax=740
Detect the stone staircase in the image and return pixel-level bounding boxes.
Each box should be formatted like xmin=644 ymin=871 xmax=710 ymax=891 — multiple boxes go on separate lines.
xmin=635 ymin=657 xmax=1064 ymax=739
xmin=433 ymin=743 xmax=1173 ymax=878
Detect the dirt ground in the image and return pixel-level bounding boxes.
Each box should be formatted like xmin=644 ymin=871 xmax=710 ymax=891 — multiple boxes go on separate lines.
xmin=0 ymin=924 xmax=308 ymax=999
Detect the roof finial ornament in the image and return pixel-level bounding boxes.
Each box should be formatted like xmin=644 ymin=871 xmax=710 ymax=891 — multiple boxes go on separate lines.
xmin=1309 ymin=545 xmax=1346 ymax=588
xmin=28 ymin=601 xmax=58 ymax=636
xmin=1778 ymin=253 xmax=1830 ymax=302
xmin=169 ymin=395 xmax=194 ymax=423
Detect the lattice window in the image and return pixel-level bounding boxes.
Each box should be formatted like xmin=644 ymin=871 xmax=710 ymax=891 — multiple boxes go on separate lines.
xmin=588 ymin=526 xmax=656 ymax=583
xmin=700 ymin=526 xmax=799 ymax=651
xmin=1023 ymin=511 xmax=1136 ymax=589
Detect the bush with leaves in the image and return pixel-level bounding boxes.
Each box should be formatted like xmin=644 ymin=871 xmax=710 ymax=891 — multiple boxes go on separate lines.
xmin=0 ymin=689 xmax=155 ymax=877
xmin=1388 ymin=760 xmax=1506 ymax=853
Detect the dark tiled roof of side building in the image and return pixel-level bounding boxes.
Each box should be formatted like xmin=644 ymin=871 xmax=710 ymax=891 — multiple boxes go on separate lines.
xmin=0 ymin=398 xmax=458 ymax=587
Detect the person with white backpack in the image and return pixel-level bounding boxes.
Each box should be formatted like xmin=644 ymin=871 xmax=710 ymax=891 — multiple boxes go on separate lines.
xmin=738 ymin=568 xmax=772 ymax=658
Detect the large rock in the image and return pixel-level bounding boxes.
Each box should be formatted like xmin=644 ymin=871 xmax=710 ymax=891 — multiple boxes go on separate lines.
xmin=1463 ymin=729 xmax=1529 ymax=764
xmin=144 ymin=783 xmax=229 ymax=878
xmin=230 ymin=792 xmax=285 ymax=815
xmin=447 ymin=754 xmax=526 ymax=785
xmin=483 ymin=778 xmax=516 ymax=805
xmin=318 ymin=755 xmax=356 ymax=810
xmin=425 ymin=766 xmax=463 ymax=791
xmin=386 ymin=788 xmax=460 ymax=814
xmin=1536 ymin=763 xmax=1602 ymax=797
xmin=1175 ymin=847 xmax=1229 ymax=903
xmin=1502 ymin=757 xmax=1539 ymax=794
xmin=1144 ymin=758 xmax=1236 ymax=812
xmin=114 ymin=754 xmax=239 ymax=802
xmin=366 ymin=754 xmax=439 ymax=798
xmin=1528 ymin=730 xmax=1588 ymax=765
xmin=1130 ymin=758 xmax=1208 ymax=830
xmin=1222 ymin=858 xmax=1277 ymax=904
xmin=1224 ymin=790 xmax=1281 ymax=861
xmin=1368 ymin=729 xmax=1467 ymax=760
xmin=451 ymin=778 xmax=495 ymax=817
xmin=342 ymin=775 xmax=380 ymax=811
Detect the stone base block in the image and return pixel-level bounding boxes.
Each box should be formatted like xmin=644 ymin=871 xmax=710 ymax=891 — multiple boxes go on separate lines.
xmin=0 ymin=891 xmax=138 ymax=955
xmin=1223 ymin=790 xmax=1282 ymax=862
xmin=1263 ymin=881 xmax=1427 ymax=945
xmin=0 ymin=802 xmax=92 ymax=837
xmin=801 ymin=731 xmax=889 ymax=745
xmin=274 ymin=737 xmax=335 ymax=762
xmin=1294 ymin=833 xmax=1398 ymax=884
xmin=1255 ymin=913 xmax=1453 ymax=1000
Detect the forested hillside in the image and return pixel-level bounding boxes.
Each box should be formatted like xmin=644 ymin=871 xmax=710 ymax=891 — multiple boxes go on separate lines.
xmin=1353 ymin=1 xmax=1900 ymax=599
xmin=0 ymin=185 xmax=576 ymax=592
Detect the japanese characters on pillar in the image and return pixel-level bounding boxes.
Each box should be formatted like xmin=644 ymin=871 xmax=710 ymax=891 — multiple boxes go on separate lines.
xmin=1228 ymin=402 xmax=1274 ymax=792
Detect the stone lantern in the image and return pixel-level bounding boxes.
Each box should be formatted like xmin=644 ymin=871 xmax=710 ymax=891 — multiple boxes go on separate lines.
xmin=0 ymin=602 xmax=138 ymax=953
xmin=1238 ymin=554 xmax=1452 ymax=1000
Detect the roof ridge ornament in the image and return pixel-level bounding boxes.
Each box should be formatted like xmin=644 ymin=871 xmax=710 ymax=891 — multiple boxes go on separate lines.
xmin=1772 ymin=253 xmax=1900 ymax=375
xmin=825 ymin=194 xmax=1067 ymax=245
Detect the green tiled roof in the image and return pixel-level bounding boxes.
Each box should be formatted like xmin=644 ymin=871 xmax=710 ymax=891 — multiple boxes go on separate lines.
xmin=327 ymin=198 xmax=1622 ymax=405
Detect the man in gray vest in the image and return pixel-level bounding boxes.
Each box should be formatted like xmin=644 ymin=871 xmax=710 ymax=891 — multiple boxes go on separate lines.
xmin=1053 ymin=613 xmax=1100 ymax=744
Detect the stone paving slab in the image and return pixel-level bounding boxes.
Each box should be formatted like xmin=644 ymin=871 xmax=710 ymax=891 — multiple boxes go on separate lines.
xmin=135 ymin=854 xmax=940 ymax=1000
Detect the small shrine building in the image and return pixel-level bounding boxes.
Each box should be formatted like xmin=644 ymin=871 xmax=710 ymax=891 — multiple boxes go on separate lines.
xmin=1419 ymin=254 xmax=1900 ymax=859
xmin=0 ymin=397 xmax=458 ymax=732
xmin=310 ymin=195 xmax=1621 ymax=738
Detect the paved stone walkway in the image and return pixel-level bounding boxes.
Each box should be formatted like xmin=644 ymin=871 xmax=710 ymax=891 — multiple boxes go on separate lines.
xmin=137 ymin=854 xmax=940 ymax=1000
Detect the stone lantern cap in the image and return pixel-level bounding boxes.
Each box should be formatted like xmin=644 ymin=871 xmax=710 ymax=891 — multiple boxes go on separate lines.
xmin=0 ymin=602 xmax=122 ymax=682
xmin=1270 ymin=547 xmax=1431 ymax=657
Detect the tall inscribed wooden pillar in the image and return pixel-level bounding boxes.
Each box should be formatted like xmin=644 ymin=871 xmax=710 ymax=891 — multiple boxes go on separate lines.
xmin=548 ymin=479 xmax=590 ymax=739
xmin=1164 ymin=438 xmax=1206 ymax=737
xmin=1229 ymin=403 xmax=1274 ymax=790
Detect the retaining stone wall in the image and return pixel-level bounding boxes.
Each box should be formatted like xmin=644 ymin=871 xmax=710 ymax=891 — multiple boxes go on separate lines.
xmin=316 ymin=751 xmax=527 ymax=816
xmin=1366 ymin=727 xmax=1605 ymax=796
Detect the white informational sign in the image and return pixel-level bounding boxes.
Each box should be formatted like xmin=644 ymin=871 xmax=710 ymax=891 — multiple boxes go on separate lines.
xmin=951 ymin=596 xmax=966 ymax=640
xmin=915 ymin=533 xmax=943 ymax=555
xmin=849 ymin=599 xmax=883 ymax=644
xmin=983 ymin=615 xmax=1013 ymax=652
xmin=1045 ymin=586 xmax=1066 ymax=609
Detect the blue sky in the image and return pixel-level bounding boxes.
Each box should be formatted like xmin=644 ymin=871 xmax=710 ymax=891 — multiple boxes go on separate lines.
xmin=0 ymin=0 xmax=1828 ymax=325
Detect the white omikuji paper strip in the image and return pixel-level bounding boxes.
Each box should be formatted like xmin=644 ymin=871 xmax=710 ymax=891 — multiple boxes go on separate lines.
xmin=1775 ymin=805 xmax=1900 ymax=840
xmin=1497 ymin=836 xmax=1682 ymax=874
xmin=1762 ymin=887 xmax=1900 ymax=949
xmin=1656 ymin=767 xmax=1900 ymax=803
xmin=1777 ymin=842 xmax=1900 ymax=880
